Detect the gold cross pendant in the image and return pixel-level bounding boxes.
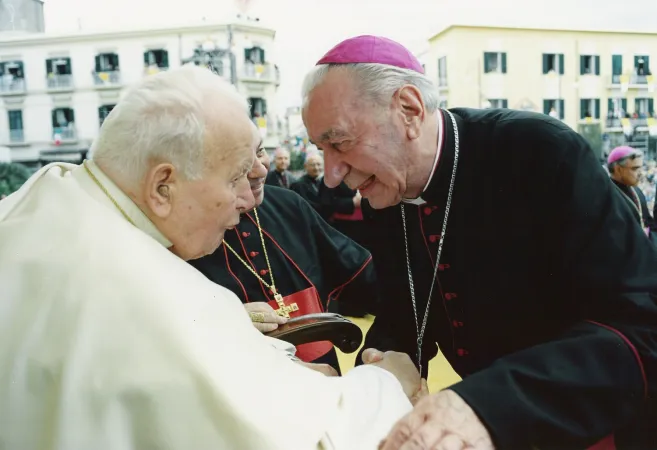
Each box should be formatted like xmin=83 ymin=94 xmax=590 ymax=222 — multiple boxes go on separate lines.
xmin=273 ymin=292 xmax=299 ymax=318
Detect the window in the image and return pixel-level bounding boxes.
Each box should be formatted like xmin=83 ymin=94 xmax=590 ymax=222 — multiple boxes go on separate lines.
xmin=437 ymin=56 xmax=447 ymax=86
xmin=0 ymin=60 xmax=24 ymax=78
xmin=245 ymin=47 xmax=265 ymax=65
xmin=248 ymin=97 xmax=267 ymax=119
xmin=579 ymin=98 xmax=600 ymax=119
xmin=612 ymin=55 xmax=623 ymax=76
xmin=542 ymin=53 xmax=564 ymax=75
xmin=635 ymin=98 xmax=654 ymax=117
xmin=8 ymin=110 xmax=23 ymax=142
xmin=144 ymin=50 xmax=169 ymax=69
xmin=98 ymin=104 xmax=116 ymax=127
xmin=607 ymin=98 xmax=628 ymax=118
xmin=483 ymin=52 xmax=507 ymax=74
xmin=634 ymin=55 xmax=651 ymax=76
xmin=579 ymin=55 xmax=600 ymax=75
xmin=543 ymin=99 xmax=564 ymax=119
xmin=46 ymin=57 xmax=73 ymax=89
xmin=487 ymin=99 xmax=508 ymax=108
xmin=46 ymin=57 xmax=72 ymax=75
xmin=51 ymin=107 xmax=76 ymax=140
xmin=95 ymin=53 xmax=120 ymax=72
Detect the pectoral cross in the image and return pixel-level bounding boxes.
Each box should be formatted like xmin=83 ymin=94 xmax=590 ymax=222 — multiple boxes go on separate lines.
xmin=273 ymin=292 xmax=298 ymax=318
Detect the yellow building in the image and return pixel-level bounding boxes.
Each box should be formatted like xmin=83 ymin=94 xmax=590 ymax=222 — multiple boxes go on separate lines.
xmin=425 ymin=24 xmax=657 ymax=151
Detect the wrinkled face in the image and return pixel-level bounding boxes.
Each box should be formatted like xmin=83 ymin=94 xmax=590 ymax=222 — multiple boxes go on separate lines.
xmin=302 ymin=70 xmax=409 ymax=209
xmin=617 ymin=156 xmax=643 ymax=186
xmin=274 ymin=149 xmax=290 ymax=172
xmin=248 ymin=134 xmax=269 ymax=207
xmin=150 ymin=108 xmax=257 ymax=261
xmin=305 ymin=155 xmax=323 ymax=178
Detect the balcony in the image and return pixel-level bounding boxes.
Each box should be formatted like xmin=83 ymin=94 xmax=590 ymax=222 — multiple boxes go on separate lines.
xmin=240 ymin=63 xmax=277 ymax=83
xmin=0 ymin=77 xmax=26 ymax=95
xmin=53 ymin=127 xmax=77 ymax=142
xmin=93 ymin=71 xmax=122 ymax=88
xmin=609 ymin=74 xmax=654 ymax=90
xmin=606 ymin=118 xmax=623 ymax=128
xmin=47 ymin=74 xmax=74 ymax=91
xmin=10 ymin=129 xmax=24 ymax=142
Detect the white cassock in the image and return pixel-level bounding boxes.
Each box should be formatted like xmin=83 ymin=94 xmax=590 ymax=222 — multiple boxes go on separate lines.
xmin=0 ymin=161 xmax=411 ymax=450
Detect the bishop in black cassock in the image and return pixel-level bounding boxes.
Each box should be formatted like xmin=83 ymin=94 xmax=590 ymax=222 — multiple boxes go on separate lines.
xmin=190 ymin=148 xmax=376 ymax=372
xmin=302 ymin=35 xmax=657 ymax=450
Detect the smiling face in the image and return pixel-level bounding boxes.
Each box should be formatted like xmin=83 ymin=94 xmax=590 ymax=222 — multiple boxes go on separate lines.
xmin=248 ymin=132 xmax=269 ymax=207
xmin=302 ymin=69 xmax=413 ymax=209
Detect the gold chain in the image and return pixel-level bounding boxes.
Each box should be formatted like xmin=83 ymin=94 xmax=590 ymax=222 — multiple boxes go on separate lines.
xmin=83 ymin=160 xmax=136 ymax=226
xmin=222 ymin=208 xmax=279 ymax=296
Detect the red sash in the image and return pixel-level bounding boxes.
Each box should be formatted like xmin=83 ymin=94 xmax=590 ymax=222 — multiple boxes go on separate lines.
xmin=267 ymin=286 xmax=333 ymax=362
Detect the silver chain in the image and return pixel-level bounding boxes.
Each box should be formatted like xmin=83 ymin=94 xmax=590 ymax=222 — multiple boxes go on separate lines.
xmin=401 ymin=110 xmax=460 ymax=374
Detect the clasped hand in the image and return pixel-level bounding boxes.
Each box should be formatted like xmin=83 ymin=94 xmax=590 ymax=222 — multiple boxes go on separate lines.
xmin=362 ymin=348 xmax=494 ymax=450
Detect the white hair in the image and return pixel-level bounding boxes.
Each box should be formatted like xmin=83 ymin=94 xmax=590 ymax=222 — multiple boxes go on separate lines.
xmin=301 ymin=63 xmax=439 ymax=113
xmin=91 ymin=64 xmax=249 ymax=183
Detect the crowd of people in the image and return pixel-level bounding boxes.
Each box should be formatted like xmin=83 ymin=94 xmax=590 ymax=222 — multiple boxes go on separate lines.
xmin=1 ymin=35 xmax=656 ymax=450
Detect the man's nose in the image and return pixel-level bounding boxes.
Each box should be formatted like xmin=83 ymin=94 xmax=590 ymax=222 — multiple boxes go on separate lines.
xmin=236 ymin=178 xmax=256 ymax=211
xmin=323 ymin=150 xmax=348 ymax=188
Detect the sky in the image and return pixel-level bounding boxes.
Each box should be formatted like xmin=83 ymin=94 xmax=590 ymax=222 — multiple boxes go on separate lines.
xmin=40 ymin=0 xmax=657 ymax=114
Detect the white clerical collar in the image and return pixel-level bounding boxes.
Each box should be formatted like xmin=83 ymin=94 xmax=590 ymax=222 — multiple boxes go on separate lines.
xmin=402 ymin=109 xmax=445 ymax=206
xmin=74 ymin=160 xmax=173 ymax=248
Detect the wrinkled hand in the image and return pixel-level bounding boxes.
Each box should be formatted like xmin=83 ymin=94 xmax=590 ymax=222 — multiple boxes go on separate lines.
xmin=297 ymin=361 xmax=339 ymax=377
xmin=244 ymin=302 xmax=287 ymax=333
xmin=362 ymin=348 xmax=421 ymax=399
xmin=410 ymin=379 xmax=429 ymax=406
xmin=379 ymin=389 xmax=495 ymax=450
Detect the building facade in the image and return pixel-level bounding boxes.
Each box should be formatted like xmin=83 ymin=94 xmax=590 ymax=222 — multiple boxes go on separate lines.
xmin=0 ymin=19 xmax=281 ymax=167
xmin=425 ymin=25 xmax=657 ymax=156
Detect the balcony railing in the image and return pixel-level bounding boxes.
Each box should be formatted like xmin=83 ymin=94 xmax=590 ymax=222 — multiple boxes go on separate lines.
xmin=606 ymin=118 xmax=623 ymax=128
xmin=241 ymin=63 xmax=277 ymax=82
xmin=9 ymin=129 xmax=24 ymax=143
xmin=610 ymin=74 xmax=652 ymax=85
xmin=53 ymin=127 xmax=77 ymax=141
xmin=144 ymin=65 xmax=169 ymax=76
xmin=0 ymin=77 xmax=26 ymax=94
xmin=47 ymin=74 xmax=73 ymax=90
xmin=93 ymin=70 xmax=121 ymax=87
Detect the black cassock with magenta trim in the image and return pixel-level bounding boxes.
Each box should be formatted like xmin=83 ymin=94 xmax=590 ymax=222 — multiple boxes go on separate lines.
xmin=190 ymin=185 xmax=376 ymax=372
xmin=359 ymin=108 xmax=657 ymax=449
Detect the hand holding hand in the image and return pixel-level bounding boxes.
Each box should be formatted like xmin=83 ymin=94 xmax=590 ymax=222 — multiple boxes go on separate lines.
xmin=379 ymin=389 xmax=495 ymax=450
xmin=244 ymin=302 xmax=287 ymax=333
xmin=362 ymin=348 xmax=421 ymax=399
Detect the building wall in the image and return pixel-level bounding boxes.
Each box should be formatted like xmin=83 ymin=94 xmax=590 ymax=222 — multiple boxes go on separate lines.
xmin=427 ymin=26 xmax=657 ymax=132
xmin=0 ymin=21 xmax=281 ymax=164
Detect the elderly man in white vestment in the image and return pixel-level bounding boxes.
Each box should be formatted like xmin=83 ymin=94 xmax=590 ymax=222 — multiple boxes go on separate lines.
xmin=0 ymin=65 xmax=421 ymax=450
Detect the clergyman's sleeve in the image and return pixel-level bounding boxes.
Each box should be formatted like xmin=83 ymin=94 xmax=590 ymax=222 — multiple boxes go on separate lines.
xmin=450 ymin=122 xmax=657 ymax=448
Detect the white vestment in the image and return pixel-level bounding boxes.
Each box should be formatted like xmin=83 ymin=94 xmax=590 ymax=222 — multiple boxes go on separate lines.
xmin=0 ymin=162 xmax=411 ymax=450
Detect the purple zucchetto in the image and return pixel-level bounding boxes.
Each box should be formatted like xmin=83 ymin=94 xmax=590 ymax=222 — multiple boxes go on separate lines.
xmin=316 ymin=35 xmax=424 ymax=74
xmin=608 ymin=146 xmax=641 ymax=165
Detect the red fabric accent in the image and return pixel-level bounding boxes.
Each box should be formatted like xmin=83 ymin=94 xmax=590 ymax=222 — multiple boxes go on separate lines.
xmin=423 ymin=206 xmax=432 ymax=216
xmin=249 ymin=251 xmax=258 ymax=257
xmin=332 ymin=206 xmax=363 ymax=221
xmin=241 ymin=231 xmax=250 ymax=238
xmin=267 ymin=286 xmax=332 ymax=361
xmin=235 ymin=228 xmax=272 ymax=301
xmin=586 ymin=434 xmax=616 ymax=450
xmin=326 ymin=254 xmax=372 ymax=308
xmin=586 ymin=320 xmax=648 ymax=398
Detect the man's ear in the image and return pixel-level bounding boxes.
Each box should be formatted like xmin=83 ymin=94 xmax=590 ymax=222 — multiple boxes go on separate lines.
xmin=143 ymin=163 xmax=178 ymax=218
xmin=393 ymin=85 xmax=425 ymax=140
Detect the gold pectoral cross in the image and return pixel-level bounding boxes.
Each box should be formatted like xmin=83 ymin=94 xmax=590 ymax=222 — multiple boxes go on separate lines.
xmin=273 ymin=292 xmax=298 ymax=318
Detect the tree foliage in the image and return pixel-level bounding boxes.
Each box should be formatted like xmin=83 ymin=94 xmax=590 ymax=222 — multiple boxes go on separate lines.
xmin=0 ymin=163 xmax=31 ymax=197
